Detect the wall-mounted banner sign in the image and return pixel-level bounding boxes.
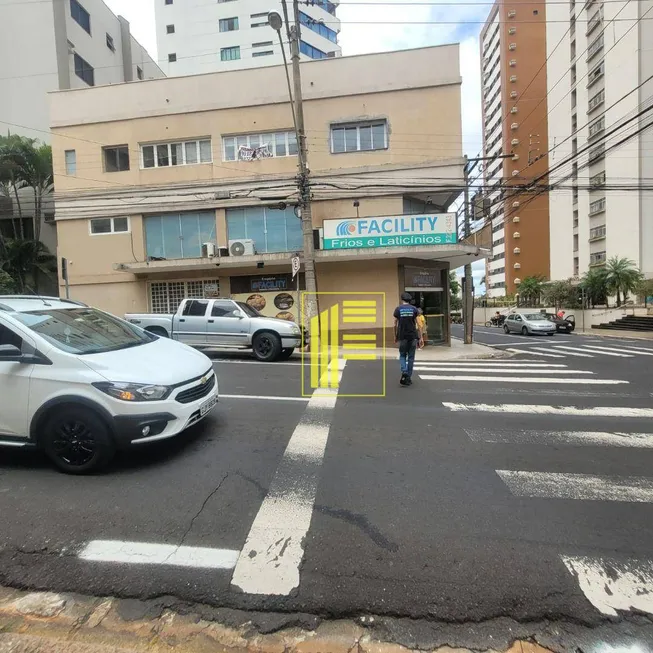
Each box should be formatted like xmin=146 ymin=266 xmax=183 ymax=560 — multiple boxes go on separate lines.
xmin=322 ymin=214 xmax=457 ymax=250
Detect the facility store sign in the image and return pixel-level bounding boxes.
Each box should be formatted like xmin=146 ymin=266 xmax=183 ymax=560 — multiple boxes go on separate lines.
xmin=322 ymin=214 xmax=456 ymax=250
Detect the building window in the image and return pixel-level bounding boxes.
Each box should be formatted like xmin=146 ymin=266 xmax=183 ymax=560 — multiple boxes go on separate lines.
xmin=218 ymin=0 xmax=237 ymax=3
xmin=589 ymin=197 xmax=606 ymax=215
xmin=137 ymin=66 xmax=144 ymax=80
xmin=588 ymin=88 xmax=604 ymax=112
xmin=74 ymin=53 xmax=94 ymax=86
xmin=299 ymin=11 xmax=338 ymax=42
xmin=226 ymin=206 xmax=303 ymax=254
xmin=590 ymin=251 xmax=606 ymax=266
xmin=90 ymin=217 xmax=129 ymax=235
xmin=141 ymin=139 xmax=212 ymax=168
xmin=149 ymin=279 xmax=220 ymax=314
xmin=220 ymin=46 xmax=241 ymax=61
xmin=168 ymin=53 xmax=177 ymax=62
xmin=587 ymin=61 xmax=604 ymax=87
xmin=590 ymin=225 xmax=606 ymax=241
xmin=588 ymin=143 xmax=605 ymax=163
xmin=144 ymin=212 xmax=216 ymax=259
xmin=70 ymin=0 xmax=90 ymax=33
xmin=589 ymin=116 xmax=605 ymax=138
xmin=219 ymin=17 xmax=239 ymax=31
xmin=106 ymin=32 xmax=115 ymax=51
xmin=252 ymin=50 xmax=273 ymax=57
xmin=330 ymin=120 xmax=387 ymax=153
xmin=103 ymin=145 xmax=130 ymax=172
xmin=299 ymin=40 xmax=327 ymax=59
xmin=166 ymin=24 xmax=175 ymax=33
xmin=590 ymin=171 xmax=606 ymax=187
xmin=223 ymin=131 xmax=297 ymax=161
xmin=165 ymin=0 xmax=173 ymax=4
xmin=587 ymin=34 xmax=604 ymax=60
xmin=251 ymin=18 xmax=269 ymax=27
xmin=253 ymin=41 xmax=273 ymax=47
xmin=313 ymin=0 xmax=336 ymax=14
xmin=64 ymin=150 xmax=76 ymax=175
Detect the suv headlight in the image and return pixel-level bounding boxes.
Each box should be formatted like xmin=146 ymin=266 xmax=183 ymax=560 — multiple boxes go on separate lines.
xmin=93 ymin=381 xmax=172 ymax=401
xmin=291 ymin=325 xmax=301 ymax=335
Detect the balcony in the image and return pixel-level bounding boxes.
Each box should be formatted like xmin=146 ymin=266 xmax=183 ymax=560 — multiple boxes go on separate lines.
xmin=589 ymin=197 xmax=606 ymax=215
xmin=590 ymin=251 xmax=607 ymax=266
xmin=588 ymin=143 xmax=605 ymax=163
xmin=589 ymin=225 xmax=606 ymax=241
xmin=509 ymin=43 xmax=517 ymax=51
xmin=586 ymin=11 xmax=602 ymax=35
xmin=587 ymin=34 xmax=604 ymax=61
xmin=510 ymin=74 xmax=518 ymax=82
xmin=588 ymin=89 xmax=605 ymax=113
xmin=589 ymin=116 xmax=605 ymax=139
xmin=587 ymin=62 xmax=604 ymax=87
xmin=590 ymin=171 xmax=606 ymax=187
xmin=509 ymin=59 xmax=517 ymax=67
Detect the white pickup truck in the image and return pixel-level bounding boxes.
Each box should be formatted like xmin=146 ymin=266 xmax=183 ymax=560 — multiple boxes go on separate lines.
xmin=125 ymin=298 xmax=303 ymax=362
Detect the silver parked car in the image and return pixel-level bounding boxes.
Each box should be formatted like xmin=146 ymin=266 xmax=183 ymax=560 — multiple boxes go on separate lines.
xmin=503 ymin=312 xmax=557 ymax=336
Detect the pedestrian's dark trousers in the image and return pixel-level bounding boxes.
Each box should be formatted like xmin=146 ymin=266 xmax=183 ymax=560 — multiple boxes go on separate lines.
xmin=398 ymin=339 xmax=418 ymax=377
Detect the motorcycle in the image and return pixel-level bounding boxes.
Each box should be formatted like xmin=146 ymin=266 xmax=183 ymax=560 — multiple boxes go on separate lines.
xmin=485 ymin=314 xmax=506 ymax=327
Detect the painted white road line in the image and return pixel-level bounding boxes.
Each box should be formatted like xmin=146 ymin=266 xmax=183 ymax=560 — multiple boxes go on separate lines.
xmin=79 ymin=540 xmax=239 ymax=569
xmin=415 ymin=361 xmax=568 ymax=367
xmin=579 ymin=344 xmax=653 ymax=356
xmin=220 ymin=394 xmax=309 ymax=402
xmin=420 ymin=375 xmax=624 ymax=384
xmin=506 ymin=348 xmax=565 ymax=358
xmin=561 ymin=556 xmax=653 ymax=617
xmin=443 ymin=403 xmax=653 ymax=418
xmin=414 ymin=367 xmax=593 ymax=374
xmin=576 ymin=346 xmax=634 ymax=358
xmin=465 ymin=429 xmax=653 ymax=448
xmin=496 ymin=470 xmax=653 ymax=502
xmin=214 ymin=360 xmax=302 ymax=366
xmin=548 ymin=346 xmax=595 ymax=358
xmin=231 ymin=359 xmax=345 ymax=596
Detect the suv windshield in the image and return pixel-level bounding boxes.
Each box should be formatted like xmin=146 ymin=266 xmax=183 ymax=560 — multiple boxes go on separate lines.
xmin=237 ymin=302 xmax=261 ymax=318
xmin=13 ymin=307 xmax=156 ymax=355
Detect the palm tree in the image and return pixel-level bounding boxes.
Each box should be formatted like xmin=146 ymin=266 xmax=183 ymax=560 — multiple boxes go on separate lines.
xmin=518 ymin=275 xmax=545 ymax=306
xmin=580 ymin=267 xmax=608 ymax=308
xmin=0 ymin=270 xmax=15 ymax=293
xmin=0 ymin=239 xmax=56 ymax=293
xmin=604 ymin=256 xmax=643 ymax=307
xmin=0 ymin=134 xmax=28 ymax=240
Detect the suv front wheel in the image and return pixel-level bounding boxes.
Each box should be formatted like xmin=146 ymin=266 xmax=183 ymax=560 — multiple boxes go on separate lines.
xmin=41 ymin=406 xmax=115 ymax=474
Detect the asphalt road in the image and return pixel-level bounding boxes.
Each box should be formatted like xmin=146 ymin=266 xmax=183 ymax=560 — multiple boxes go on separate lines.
xmin=2 ymin=337 xmax=653 ymax=649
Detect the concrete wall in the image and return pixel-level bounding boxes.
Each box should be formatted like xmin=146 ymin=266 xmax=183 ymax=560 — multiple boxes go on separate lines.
xmin=473 ymin=305 xmax=645 ymax=327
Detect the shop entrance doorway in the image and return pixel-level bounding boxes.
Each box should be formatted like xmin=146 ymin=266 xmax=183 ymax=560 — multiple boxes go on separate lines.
xmin=412 ymin=290 xmax=446 ymax=345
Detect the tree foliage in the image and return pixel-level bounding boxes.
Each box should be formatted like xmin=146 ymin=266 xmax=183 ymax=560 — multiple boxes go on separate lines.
xmin=542 ymin=279 xmax=580 ymax=310
xmin=517 ymin=275 xmax=546 ymax=306
xmin=0 ymin=239 xmax=56 ymax=294
xmin=0 ymin=270 xmax=15 ymax=293
xmin=580 ymin=267 xmax=608 ymax=308
xmin=604 ymin=256 xmax=643 ymax=307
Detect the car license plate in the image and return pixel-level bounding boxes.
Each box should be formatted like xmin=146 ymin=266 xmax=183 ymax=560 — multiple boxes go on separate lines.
xmin=200 ymin=395 xmax=217 ymax=416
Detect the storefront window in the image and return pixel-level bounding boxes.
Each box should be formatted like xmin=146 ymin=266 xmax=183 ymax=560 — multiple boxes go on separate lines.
xmin=226 ymin=206 xmax=303 ymax=254
xmin=144 ymin=212 xmax=217 ymax=259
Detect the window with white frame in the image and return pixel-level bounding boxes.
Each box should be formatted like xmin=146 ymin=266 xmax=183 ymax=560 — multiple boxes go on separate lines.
xmin=149 ymin=279 xmax=220 ymax=314
xmin=223 ymin=131 xmax=297 ymax=161
xmin=89 ymin=217 xmax=129 ymax=235
xmin=219 ymin=17 xmax=239 ymax=31
xmin=330 ymin=121 xmax=388 ymax=153
xmin=65 ymin=150 xmax=76 ymax=175
xmin=141 ymin=139 xmax=212 ymax=168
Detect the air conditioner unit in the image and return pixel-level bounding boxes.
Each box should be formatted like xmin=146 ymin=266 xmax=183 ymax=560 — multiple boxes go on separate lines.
xmin=510 ymin=90 xmax=518 ymax=99
xmin=202 ymin=242 xmax=217 ymax=258
xmin=514 ymin=277 xmax=521 ymax=285
xmin=510 ymin=75 xmax=517 ymax=82
xmin=509 ymin=59 xmax=517 ymax=67
xmin=510 ymin=106 xmax=518 ymax=114
xmin=514 ymin=262 xmax=521 ymax=269
xmin=509 ymin=43 xmax=516 ymax=50
xmin=511 ymin=138 xmax=520 ymax=145
xmin=513 ymin=231 xmax=521 ymax=238
xmin=512 ymin=170 xmax=520 ymax=176
xmin=512 ymin=153 xmax=519 ymax=161
xmin=513 ymin=216 xmax=520 ymax=223
xmin=508 ymin=9 xmax=516 ymax=17
xmin=228 ymin=239 xmax=256 ymax=256
xmin=514 ymin=247 xmax=521 ymax=254
xmin=512 ymin=201 xmax=520 ymax=207
xmin=511 ymin=122 xmax=519 ymax=129
xmin=509 ymin=27 xmax=516 ymax=34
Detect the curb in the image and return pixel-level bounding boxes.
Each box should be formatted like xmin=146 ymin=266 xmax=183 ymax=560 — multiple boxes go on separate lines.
xmin=0 ymin=587 xmax=556 ymax=653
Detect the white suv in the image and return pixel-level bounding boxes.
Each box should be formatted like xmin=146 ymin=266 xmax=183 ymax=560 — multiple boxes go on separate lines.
xmin=0 ymin=296 xmax=219 ymax=474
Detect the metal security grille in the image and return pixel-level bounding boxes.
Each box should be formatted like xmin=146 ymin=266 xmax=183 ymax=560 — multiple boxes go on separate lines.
xmin=148 ymin=279 xmax=221 ymax=314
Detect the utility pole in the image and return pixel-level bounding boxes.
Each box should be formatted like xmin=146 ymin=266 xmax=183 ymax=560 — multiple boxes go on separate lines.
xmin=463 ymin=160 xmax=474 ymax=345
xmin=271 ymin=3 xmax=318 ymax=326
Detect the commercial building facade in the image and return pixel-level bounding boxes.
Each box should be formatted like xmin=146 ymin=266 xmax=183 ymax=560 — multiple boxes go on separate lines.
xmin=155 ymin=0 xmax=341 ymax=77
xmin=51 ymin=46 xmax=480 ymax=344
xmin=480 ymin=0 xmax=551 ymax=298
xmin=546 ymin=0 xmax=653 ymax=280
xmin=0 ymin=0 xmax=164 ymax=142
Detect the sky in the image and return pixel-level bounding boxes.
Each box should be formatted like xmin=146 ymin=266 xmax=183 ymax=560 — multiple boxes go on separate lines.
xmin=104 ymin=0 xmax=488 ymax=288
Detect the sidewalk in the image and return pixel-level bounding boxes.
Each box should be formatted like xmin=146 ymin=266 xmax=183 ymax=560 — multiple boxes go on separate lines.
xmin=0 ymin=586 xmax=554 ymax=653
xmin=575 ymin=328 xmax=653 ymax=340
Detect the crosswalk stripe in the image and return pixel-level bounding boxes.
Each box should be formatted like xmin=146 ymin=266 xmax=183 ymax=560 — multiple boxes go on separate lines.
xmin=443 ymin=403 xmax=653 ymax=417
xmin=576 ymin=346 xmax=634 ymax=358
xmin=561 ymin=556 xmax=653 ymax=617
xmin=496 ymin=470 xmax=653 ymax=502
xmin=548 ymin=346 xmax=595 ymax=358
xmin=506 ymin=348 xmax=565 ymax=358
xmin=419 ymin=375 xmax=625 ymax=384
xmin=465 ymin=429 xmax=653 ymax=447
xmin=578 ymin=344 xmax=653 ymax=356
xmin=416 ymin=360 xmax=568 ymax=367
xmin=414 ymin=367 xmax=591 ymax=374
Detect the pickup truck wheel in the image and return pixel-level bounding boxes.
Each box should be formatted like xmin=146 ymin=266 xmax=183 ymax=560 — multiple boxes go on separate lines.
xmin=279 ymin=348 xmax=294 ymax=360
xmin=146 ymin=326 xmax=169 ymax=338
xmin=253 ymin=332 xmax=282 ymax=362
xmin=41 ymin=406 xmax=115 ymax=475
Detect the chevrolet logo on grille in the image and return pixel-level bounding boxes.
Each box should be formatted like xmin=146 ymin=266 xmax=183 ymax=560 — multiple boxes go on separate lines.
xmin=200 ymin=376 xmax=208 ymax=385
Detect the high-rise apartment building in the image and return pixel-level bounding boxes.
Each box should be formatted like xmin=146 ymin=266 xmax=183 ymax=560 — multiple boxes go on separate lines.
xmin=546 ymin=0 xmax=653 ymax=281
xmin=480 ymin=0 xmax=551 ymax=298
xmin=0 ymin=0 xmax=164 ymax=142
xmin=155 ymin=0 xmax=341 ymax=76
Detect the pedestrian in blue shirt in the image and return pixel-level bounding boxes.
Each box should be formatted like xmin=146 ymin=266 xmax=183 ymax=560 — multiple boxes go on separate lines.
xmin=393 ymin=292 xmax=423 ymax=386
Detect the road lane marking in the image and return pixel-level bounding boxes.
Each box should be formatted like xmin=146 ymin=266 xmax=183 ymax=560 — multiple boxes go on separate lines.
xmin=221 ymin=394 xmax=309 ymax=402
xmin=578 ymin=344 xmax=653 ymax=356
xmin=506 ymin=348 xmax=565 ymax=358
xmin=231 ymin=359 xmax=345 ymax=596
xmin=420 ymin=375 xmax=624 ymax=384
xmin=465 ymin=429 xmax=653 ymax=447
xmin=413 ymin=367 xmax=593 ymax=374
xmin=415 ymin=361 xmax=568 ymax=367
xmin=443 ymin=403 xmax=653 ymax=417
xmin=496 ymin=470 xmax=653 ymax=502
xmin=79 ymin=540 xmax=239 ymax=569
xmin=548 ymin=347 xmax=595 ymax=357
xmin=561 ymin=556 xmax=653 ymax=617
xmin=576 ymin=346 xmax=634 ymax=358
xmin=213 ymin=360 xmax=301 ymax=366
